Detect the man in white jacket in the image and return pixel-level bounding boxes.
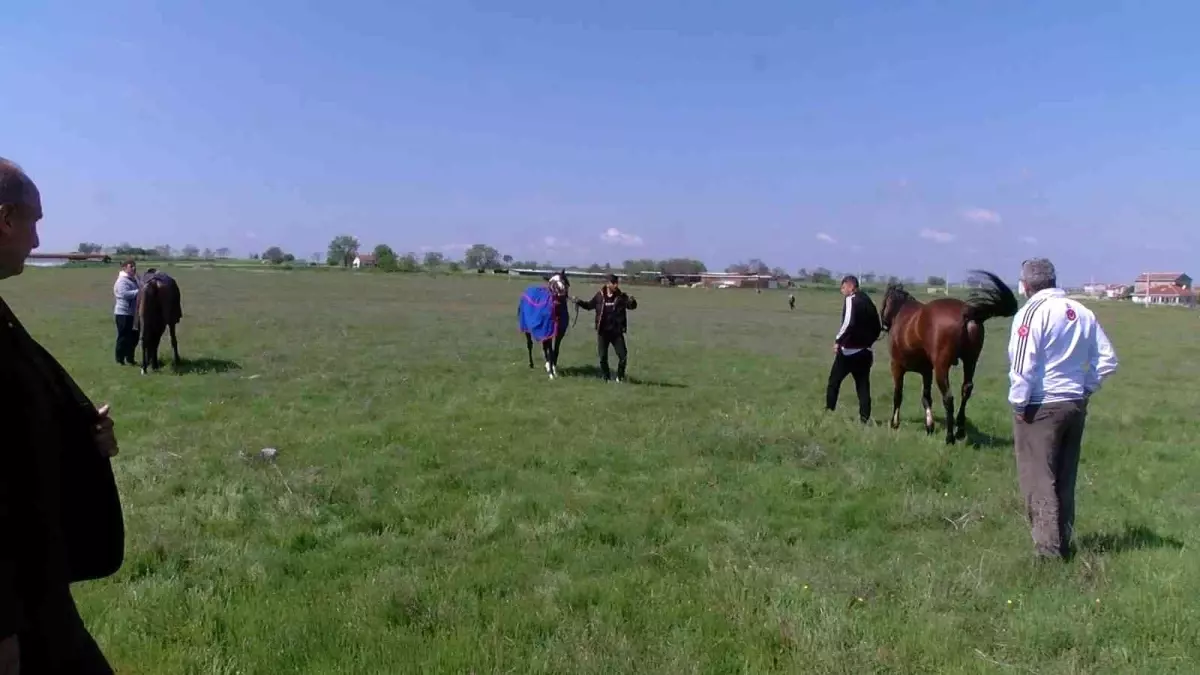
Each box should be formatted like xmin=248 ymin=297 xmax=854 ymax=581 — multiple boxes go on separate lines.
xmin=1008 ymin=258 xmax=1118 ymax=560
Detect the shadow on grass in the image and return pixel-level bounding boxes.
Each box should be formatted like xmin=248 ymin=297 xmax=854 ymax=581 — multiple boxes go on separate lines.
xmin=555 ymin=364 xmax=688 ymax=388
xmin=960 ymin=418 xmax=1011 ymax=449
xmin=1076 ymin=525 xmax=1185 ymax=556
xmin=171 ymin=357 xmax=242 ymax=375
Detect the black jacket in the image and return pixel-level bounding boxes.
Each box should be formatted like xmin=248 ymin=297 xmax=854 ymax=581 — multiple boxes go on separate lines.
xmin=576 ymin=288 xmax=638 ymax=334
xmin=1 ymin=297 xmax=123 ymax=671
xmin=835 ymin=290 xmax=882 ymax=349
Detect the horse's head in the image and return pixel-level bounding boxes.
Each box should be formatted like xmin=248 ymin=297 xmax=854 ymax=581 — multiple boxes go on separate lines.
xmin=880 ymin=282 xmax=912 ymax=332
xmin=547 ymin=269 xmax=570 ymax=298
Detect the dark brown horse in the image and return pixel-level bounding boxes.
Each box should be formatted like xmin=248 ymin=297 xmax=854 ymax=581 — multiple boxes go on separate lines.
xmin=136 ymin=269 xmax=183 ymax=374
xmin=879 ymin=271 xmax=1018 ymax=444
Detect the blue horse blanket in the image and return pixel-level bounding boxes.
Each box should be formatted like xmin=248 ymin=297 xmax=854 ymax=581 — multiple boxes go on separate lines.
xmin=518 ymin=286 xmax=564 ymax=343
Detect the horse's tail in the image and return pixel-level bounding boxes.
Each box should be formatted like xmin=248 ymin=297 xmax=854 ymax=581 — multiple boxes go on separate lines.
xmin=962 ymin=270 xmax=1019 ymax=324
xmin=956 ymin=269 xmax=1019 ymax=362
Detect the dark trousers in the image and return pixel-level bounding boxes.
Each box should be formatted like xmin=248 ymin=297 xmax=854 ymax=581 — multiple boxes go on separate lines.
xmin=1013 ymin=399 xmax=1088 ymax=558
xmin=598 ymin=331 xmax=628 ymax=379
xmin=114 ymin=314 xmax=138 ymax=364
xmin=826 ymin=348 xmax=873 ymax=422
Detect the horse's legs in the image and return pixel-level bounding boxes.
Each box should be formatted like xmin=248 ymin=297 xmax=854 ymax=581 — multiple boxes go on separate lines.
xmin=139 ymin=333 xmax=148 ymax=375
xmin=935 ymin=364 xmax=955 ymax=444
xmin=549 ymin=334 xmax=563 ymax=378
xmin=920 ymin=369 xmax=935 ymax=435
xmin=889 ymin=362 xmax=905 ymax=429
xmin=955 ymin=355 xmax=977 ymax=441
xmin=169 ymin=323 xmax=180 ymax=369
xmin=525 ymin=333 xmax=535 ymax=368
xmin=151 ymin=329 xmax=163 ymax=371
xmin=541 ymin=340 xmax=555 ymax=378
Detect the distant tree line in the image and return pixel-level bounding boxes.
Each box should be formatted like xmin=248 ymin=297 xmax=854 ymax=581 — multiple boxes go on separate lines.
xmin=77 ymin=238 xmax=946 ymax=285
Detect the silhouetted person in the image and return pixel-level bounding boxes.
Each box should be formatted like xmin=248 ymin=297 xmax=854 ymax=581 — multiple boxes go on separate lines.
xmin=1 ymin=158 xmax=125 ymax=673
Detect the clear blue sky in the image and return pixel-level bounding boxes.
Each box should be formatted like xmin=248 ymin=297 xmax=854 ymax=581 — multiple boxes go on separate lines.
xmin=4 ymin=1 xmax=1197 ymax=282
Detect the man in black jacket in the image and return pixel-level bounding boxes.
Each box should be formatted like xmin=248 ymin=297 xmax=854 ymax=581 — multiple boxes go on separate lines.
xmin=575 ymin=274 xmax=638 ymax=382
xmin=826 ymin=275 xmax=882 ymax=423
xmin=1 ymin=158 xmax=125 ymax=674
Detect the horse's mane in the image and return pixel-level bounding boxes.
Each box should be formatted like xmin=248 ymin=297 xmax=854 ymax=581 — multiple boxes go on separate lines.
xmin=885 ymin=282 xmax=914 ymax=304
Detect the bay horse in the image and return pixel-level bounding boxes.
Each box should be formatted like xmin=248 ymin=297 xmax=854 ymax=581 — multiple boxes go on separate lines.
xmin=517 ymin=270 xmax=573 ymax=379
xmin=137 ymin=268 xmax=183 ymax=374
xmin=879 ymin=270 xmax=1018 ymax=444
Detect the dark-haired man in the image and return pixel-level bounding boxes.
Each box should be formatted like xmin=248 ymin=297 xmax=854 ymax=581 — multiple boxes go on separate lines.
xmin=575 ymin=274 xmax=638 ymax=382
xmin=826 ymin=275 xmax=882 ymax=423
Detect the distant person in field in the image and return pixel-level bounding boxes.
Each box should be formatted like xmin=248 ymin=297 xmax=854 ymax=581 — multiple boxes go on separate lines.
xmin=1008 ymin=258 xmax=1118 ymax=561
xmin=575 ymin=274 xmax=639 ymax=382
xmin=113 ymin=257 xmax=140 ymax=365
xmin=0 ymin=157 xmax=124 ymax=673
xmin=788 ymin=293 xmax=796 ymax=310
xmin=826 ymin=275 xmax=882 ymax=423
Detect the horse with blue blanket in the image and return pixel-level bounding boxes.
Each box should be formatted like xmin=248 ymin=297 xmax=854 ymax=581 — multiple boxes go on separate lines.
xmin=517 ymin=270 xmax=574 ymax=379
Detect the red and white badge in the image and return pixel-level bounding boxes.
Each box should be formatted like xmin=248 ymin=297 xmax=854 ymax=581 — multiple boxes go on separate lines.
xmin=1017 ymin=324 xmax=1029 ymax=337
xmin=1066 ymin=307 xmax=1077 ymax=321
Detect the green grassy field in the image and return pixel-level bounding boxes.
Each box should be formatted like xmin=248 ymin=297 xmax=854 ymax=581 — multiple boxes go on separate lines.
xmin=5 ymin=267 xmax=1198 ymax=674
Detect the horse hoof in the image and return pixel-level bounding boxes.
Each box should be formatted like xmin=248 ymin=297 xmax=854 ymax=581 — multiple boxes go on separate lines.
xmin=140 ymin=369 xmax=147 ymax=376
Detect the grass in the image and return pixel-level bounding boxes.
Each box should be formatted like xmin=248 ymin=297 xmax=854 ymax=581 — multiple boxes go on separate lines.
xmin=4 ymin=266 xmax=1198 ymax=674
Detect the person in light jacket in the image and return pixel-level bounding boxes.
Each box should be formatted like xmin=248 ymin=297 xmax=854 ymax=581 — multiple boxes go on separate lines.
xmin=1008 ymin=258 xmax=1118 ymax=560
xmin=113 ymin=259 xmax=140 ymax=365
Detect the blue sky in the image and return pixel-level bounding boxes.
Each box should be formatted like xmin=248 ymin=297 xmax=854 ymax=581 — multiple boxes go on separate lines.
xmin=3 ymin=1 xmax=1197 ymax=282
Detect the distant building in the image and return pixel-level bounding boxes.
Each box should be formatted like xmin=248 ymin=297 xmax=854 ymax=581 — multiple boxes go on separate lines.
xmin=1133 ymin=272 xmax=1191 ymax=295
xmin=352 ymin=253 xmax=377 ymax=269
xmin=1082 ymin=282 xmax=1132 ymax=299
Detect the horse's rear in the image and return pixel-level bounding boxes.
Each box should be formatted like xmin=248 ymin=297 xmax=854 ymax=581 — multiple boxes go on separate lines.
xmin=139 ymin=276 xmax=183 ymax=374
xmin=882 ymin=272 xmax=1017 ymax=444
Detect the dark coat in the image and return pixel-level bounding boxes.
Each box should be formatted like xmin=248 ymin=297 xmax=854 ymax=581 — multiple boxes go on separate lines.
xmin=0 ymin=296 xmax=123 ymax=673
xmin=576 ymin=288 xmax=638 ymax=334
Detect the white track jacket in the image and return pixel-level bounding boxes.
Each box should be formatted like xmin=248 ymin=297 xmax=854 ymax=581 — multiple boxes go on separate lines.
xmin=1007 ymin=288 xmax=1118 ymax=412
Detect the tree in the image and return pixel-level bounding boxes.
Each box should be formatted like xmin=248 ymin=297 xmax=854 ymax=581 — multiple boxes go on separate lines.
xmin=502 ymin=254 xmax=513 ymax=266
xmin=327 ymin=235 xmax=359 ymax=267
xmin=201 ymin=248 xmax=214 ymax=259
xmin=181 ymin=245 xmax=200 ymax=258
xmin=373 ymin=244 xmax=398 ymax=270
xmin=659 ymin=258 xmax=707 ymax=276
xmin=283 ymin=253 xmax=295 ymax=263
xmin=463 ymin=244 xmax=500 ymax=269
xmin=810 ymin=267 xmax=834 ymax=284
xmin=310 ymin=253 xmax=322 ymax=264
xmin=153 ymin=244 xmax=173 ymax=259
xmin=927 ymin=276 xmax=947 ymax=287
xmin=423 ymin=251 xmax=445 ymax=269
xmin=623 ymin=259 xmax=659 ymax=275
xmin=397 ymin=252 xmax=419 ymax=272
xmin=771 ymin=266 xmax=790 ymax=279
xmin=77 ymin=242 xmax=102 ymax=254
xmin=263 ymin=246 xmax=286 ymax=264
xmin=215 ymin=247 xmax=231 ymax=259
xmin=447 ymin=261 xmax=462 ymax=273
